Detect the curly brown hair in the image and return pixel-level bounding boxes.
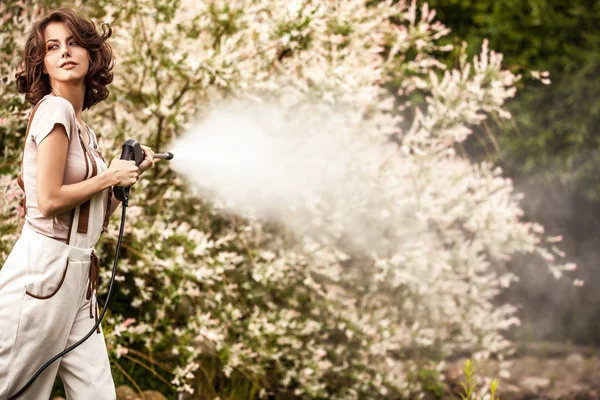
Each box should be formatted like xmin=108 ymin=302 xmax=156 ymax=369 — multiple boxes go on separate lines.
xmin=15 ymin=8 xmax=114 ymax=110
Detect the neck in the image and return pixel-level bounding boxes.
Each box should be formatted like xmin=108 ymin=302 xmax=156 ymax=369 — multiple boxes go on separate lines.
xmin=49 ymin=83 xmax=86 ymax=123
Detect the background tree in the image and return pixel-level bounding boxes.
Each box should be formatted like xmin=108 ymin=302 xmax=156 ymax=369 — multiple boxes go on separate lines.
xmin=426 ymin=0 xmax=600 ymax=346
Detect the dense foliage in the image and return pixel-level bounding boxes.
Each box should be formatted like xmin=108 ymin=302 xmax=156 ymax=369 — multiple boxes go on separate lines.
xmin=427 ymin=0 xmax=600 ymax=199
xmin=0 ymin=0 xmax=577 ymax=398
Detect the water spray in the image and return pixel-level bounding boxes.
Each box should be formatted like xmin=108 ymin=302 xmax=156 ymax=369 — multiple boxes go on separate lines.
xmin=8 ymin=139 xmax=174 ymax=400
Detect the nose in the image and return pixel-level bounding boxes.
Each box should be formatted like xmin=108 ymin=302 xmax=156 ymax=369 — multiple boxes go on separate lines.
xmin=61 ymin=44 xmax=71 ymax=57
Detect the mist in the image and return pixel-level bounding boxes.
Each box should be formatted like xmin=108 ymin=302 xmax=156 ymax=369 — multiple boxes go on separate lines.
xmin=169 ymin=95 xmax=428 ymax=256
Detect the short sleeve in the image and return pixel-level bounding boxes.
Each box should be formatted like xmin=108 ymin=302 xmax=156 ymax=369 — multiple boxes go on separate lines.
xmin=29 ymin=97 xmax=74 ymax=146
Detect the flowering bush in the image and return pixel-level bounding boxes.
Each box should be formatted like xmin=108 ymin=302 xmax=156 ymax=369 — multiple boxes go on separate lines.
xmin=0 ymin=0 xmax=576 ymax=398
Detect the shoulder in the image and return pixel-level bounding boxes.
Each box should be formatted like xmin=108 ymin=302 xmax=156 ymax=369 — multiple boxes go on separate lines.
xmin=29 ymin=96 xmax=76 ymax=143
xmin=35 ymin=96 xmax=75 ymax=116
xmin=31 ymin=96 xmax=76 ymax=127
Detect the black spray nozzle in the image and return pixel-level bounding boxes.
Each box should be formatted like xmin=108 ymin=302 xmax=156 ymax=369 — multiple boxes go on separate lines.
xmin=114 ymin=139 xmax=141 ymax=203
xmin=119 ymin=138 xmax=145 ymax=166
xmin=113 ymin=139 xmax=174 ymax=203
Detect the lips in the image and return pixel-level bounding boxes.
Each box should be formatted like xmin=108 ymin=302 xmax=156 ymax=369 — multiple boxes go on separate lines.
xmin=60 ymin=61 xmax=78 ymax=68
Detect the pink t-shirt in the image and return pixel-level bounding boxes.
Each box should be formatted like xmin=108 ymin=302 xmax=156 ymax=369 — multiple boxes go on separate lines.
xmin=22 ymin=94 xmax=108 ymax=241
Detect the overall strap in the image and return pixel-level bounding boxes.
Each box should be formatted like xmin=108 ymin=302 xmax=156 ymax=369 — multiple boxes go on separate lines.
xmin=75 ymin=124 xmax=99 ymax=234
xmin=74 ymin=123 xmax=112 ymax=236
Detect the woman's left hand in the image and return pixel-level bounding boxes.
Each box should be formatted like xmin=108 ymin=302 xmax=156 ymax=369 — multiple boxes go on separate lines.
xmin=137 ymin=144 xmax=158 ymax=176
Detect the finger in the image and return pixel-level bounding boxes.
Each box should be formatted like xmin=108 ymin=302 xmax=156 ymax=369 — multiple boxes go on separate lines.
xmin=140 ymin=160 xmax=151 ymax=170
xmin=140 ymin=145 xmax=153 ymax=156
xmin=142 ymin=148 xmax=155 ymax=166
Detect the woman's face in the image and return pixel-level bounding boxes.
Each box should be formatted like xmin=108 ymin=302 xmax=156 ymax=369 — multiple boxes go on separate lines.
xmin=43 ymin=22 xmax=89 ymax=87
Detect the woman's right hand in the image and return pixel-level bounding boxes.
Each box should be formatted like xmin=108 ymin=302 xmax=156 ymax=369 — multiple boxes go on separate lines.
xmin=107 ymin=159 xmax=139 ymax=187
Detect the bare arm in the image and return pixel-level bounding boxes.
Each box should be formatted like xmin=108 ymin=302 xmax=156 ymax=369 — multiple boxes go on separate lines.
xmin=36 ymin=123 xmax=137 ymax=217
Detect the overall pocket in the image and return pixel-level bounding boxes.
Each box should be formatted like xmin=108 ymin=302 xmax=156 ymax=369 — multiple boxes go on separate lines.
xmin=24 ymin=257 xmax=70 ymax=300
xmin=23 ymin=237 xmax=72 ymax=300
xmin=23 ymin=233 xmax=92 ymax=301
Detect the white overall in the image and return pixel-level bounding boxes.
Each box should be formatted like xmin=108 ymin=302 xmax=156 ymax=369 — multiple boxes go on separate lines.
xmin=0 ymin=126 xmax=116 ymax=399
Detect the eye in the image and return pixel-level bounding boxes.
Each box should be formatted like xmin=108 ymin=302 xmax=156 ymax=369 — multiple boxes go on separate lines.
xmin=46 ymin=41 xmax=78 ymax=51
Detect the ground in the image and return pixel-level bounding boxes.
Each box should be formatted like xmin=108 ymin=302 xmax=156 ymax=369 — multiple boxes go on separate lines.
xmin=50 ymin=343 xmax=600 ymax=399
xmin=443 ymin=342 xmax=600 ymax=400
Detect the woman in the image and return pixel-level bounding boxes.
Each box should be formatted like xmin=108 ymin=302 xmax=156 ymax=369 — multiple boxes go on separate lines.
xmin=0 ymin=8 xmax=156 ymax=399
